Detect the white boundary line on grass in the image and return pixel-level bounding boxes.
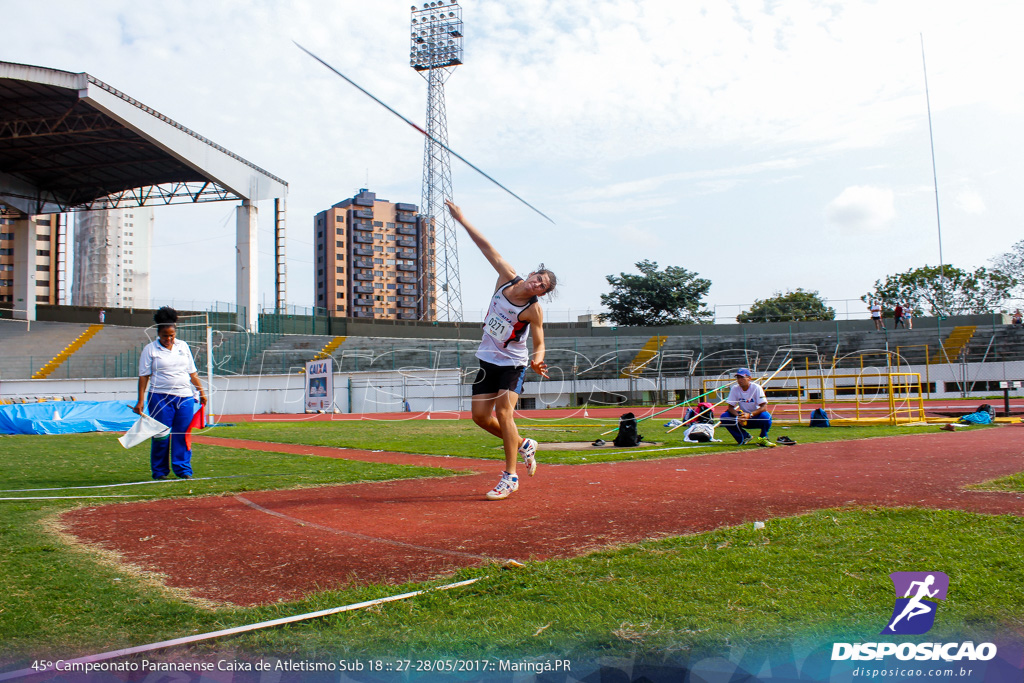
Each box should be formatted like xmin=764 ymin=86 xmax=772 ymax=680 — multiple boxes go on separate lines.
xmin=0 ymin=577 xmax=481 ymax=681
xmin=0 ymin=479 xmax=211 ymax=493
xmin=0 ymin=474 xmax=288 ymax=494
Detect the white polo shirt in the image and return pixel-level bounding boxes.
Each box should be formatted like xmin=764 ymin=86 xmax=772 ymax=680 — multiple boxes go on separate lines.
xmin=139 ymin=338 xmax=198 ymax=397
xmin=726 ymin=382 xmax=767 ymax=413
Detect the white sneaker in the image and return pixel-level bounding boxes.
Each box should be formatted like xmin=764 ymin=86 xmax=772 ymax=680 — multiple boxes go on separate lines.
xmin=486 ymin=472 xmax=519 ymax=500
xmin=519 ymin=437 xmax=538 ymax=476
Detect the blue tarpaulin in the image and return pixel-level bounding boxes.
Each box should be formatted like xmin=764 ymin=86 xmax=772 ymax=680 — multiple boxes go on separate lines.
xmin=0 ymin=400 xmax=138 ymax=435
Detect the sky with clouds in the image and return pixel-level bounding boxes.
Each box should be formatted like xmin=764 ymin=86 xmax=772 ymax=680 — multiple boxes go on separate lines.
xmin=3 ymin=0 xmax=1022 ymax=321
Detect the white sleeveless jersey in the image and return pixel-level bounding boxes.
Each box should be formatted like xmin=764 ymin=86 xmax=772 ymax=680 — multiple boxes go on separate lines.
xmin=475 ymin=277 xmax=537 ymax=366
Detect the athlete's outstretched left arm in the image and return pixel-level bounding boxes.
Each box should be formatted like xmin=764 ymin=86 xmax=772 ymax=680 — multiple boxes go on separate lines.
xmin=525 ymin=305 xmax=548 ymax=378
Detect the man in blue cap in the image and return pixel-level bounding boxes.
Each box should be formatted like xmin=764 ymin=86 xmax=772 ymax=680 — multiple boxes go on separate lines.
xmin=720 ymin=368 xmax=776 ymax=447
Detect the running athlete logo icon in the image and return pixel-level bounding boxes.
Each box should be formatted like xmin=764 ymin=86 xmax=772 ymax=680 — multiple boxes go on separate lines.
xmin=882 ymin=571 xmax=949 ymax=635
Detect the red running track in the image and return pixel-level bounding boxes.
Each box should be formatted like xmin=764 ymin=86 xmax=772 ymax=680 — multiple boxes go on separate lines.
xmin=60 ymin=426 xmax=1024 ymax=606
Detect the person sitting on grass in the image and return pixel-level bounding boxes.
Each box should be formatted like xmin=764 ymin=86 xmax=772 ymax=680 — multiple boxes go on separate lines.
xmin=719 ymin=368 xmax=776 ymax=448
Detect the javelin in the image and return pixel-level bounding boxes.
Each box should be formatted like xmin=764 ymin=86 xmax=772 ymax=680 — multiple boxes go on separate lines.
xmin=294 ymin=41 xmax=554 ymax=225
xmin=598 ymin=379 xmax=736 ymax=437
xmin=599 ymin=357 xmax=794 ymax=436
xmin=0 ymin=578 xmax=482 ymax=682
xmin=666 ymin=357 xmax=793 ymax=433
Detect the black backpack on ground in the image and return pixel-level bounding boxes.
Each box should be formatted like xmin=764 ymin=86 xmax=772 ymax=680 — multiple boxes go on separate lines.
xmin=978 ymin=404 xmax=995 ymax=418
xmin=614 ymin=412 xmax=643 ymax=447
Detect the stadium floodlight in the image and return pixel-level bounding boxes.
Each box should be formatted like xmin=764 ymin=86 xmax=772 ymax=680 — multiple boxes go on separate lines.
xmin=409 ymin=2 xmax=463 ymax=72
xmin=409 ymin=0 xmax=465 ymax=321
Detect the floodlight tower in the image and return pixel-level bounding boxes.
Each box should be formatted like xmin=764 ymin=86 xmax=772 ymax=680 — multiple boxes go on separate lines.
xmin=410 ymin=1 xmax=464 ymax=321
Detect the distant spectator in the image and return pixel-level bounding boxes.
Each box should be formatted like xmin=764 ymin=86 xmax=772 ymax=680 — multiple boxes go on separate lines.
xmin=1013 ymin=309 xmax=1023 ymax=326
xmin=869 ymin=300 xmax=882 ymax=331
xmin=98 ymin=309 xmax=105 ymax=324
xmin=893 ymin=303 xmax=905 ymax=329
xmin=904 ymin=304 xmax=913 ymax=330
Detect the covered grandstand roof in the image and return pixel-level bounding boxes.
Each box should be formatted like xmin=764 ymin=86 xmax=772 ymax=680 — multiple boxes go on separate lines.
xmin=0 ymin=61 xmax=287 ymax=215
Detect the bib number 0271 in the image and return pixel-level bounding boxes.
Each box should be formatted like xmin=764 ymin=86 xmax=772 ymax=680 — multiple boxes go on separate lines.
xmin=484 ymin=314 xmax=512 ymax=342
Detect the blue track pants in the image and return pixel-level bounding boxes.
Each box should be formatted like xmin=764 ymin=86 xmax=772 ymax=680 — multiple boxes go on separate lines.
xmin=148 ymin=393 xmax=197 ymax=478
xmin=719 ymin=410 xmax=772 ymax=444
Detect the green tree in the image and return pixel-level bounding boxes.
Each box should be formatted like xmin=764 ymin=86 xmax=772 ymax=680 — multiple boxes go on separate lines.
xmin=862 ymin=264 xmax=1016 ymax=317
xmin=990 ymin=239 xmax=1024 ymax=300
xmin=737 ymin=289 xmax=836 ymax=323
xmin=599 ymin=259 xmax=713 ymax=326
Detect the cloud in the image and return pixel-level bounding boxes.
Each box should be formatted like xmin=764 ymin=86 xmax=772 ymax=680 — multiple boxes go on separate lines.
xmin=565 ymin=158 xmax=810 ymax=203
xmin=954 ymin=189 xmax=986 ymax=215
xmin=825 ymin=186 xmax=896 ymax=232
xmin=3 ymin=0 xmax=1023 ymax=314
xmin=451 ymin=0 xmax=1024 ymax=162
xmin=613 ymin=224 xmax=659 ymax=250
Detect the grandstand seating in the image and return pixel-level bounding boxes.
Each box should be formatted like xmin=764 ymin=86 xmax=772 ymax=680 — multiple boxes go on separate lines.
xmin=3 ymin=320 xmax=1024 ymax=382
xmin=0 ymin=321 xmax=96 ymax=379
xmin=51 ymin=326 xmax=151 ymax=378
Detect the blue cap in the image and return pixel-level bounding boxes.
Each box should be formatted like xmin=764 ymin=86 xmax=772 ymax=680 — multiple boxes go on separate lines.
xmin=736 ymin=368 xmax=752 ymax=377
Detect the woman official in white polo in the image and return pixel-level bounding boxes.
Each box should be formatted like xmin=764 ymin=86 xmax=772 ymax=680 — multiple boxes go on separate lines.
xmin=132 ymin=307 xmax=207 ymax=479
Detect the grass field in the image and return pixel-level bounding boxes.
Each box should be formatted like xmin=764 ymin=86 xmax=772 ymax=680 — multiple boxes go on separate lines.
xmin=209 ymin=418 xmax=947 ymax=465
xmin=0 ymin=422 xmax=1021 ymax=669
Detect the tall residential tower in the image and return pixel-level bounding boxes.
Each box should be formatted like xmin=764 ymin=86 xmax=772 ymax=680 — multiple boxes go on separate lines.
xmin=71 ymin=207 xmax=153 ymax=308
xmin=314 ymin=189 xmax=435 ymax=320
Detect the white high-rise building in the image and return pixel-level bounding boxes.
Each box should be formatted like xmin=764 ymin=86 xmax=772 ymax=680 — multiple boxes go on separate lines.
xmin=72 ymin=207 xmax=153 ymax=308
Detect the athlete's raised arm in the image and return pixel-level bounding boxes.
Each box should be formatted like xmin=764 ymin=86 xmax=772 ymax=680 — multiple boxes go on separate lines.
xmin=446 ymin=200 xmax=516 ymax=284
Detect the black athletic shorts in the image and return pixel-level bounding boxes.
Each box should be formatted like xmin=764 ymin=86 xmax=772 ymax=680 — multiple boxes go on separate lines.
xmin=471 ymin=359 xmax=527 ymax=395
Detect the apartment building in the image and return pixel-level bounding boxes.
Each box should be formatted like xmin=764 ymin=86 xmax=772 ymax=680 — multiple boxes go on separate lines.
xmin=314 ymin=189 xmax=436 ymax=320
xmin=0 ymin=213 xmax=63 ymax=307
xmin=71 ymin=207 xmax=153 ymax=308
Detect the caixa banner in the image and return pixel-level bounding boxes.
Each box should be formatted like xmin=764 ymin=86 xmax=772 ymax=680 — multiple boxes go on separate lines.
xmin=304 ymin=358 xmax=334 ymax=412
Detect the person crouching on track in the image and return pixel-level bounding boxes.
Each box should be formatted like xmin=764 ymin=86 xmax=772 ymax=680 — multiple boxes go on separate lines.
xmin=720 ymin=368 xmax=776 ymax=448
xmin=132 ymin=306 xmax=208 ymax=479
xmin=446 ymin=199 xmax=556 ymax=500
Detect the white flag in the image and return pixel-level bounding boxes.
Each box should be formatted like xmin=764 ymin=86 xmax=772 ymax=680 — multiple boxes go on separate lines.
xmin=118 ymin=414 xmax=171 ymax=449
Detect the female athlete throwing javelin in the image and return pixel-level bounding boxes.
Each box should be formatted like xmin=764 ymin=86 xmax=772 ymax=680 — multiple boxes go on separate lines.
xmin=446 ymin=200 xmax=557 ymax=500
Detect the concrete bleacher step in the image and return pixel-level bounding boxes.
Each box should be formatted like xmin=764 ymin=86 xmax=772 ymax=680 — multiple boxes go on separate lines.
xmin=5 ymin=320 xmax=1022 ymax=384
xmin=620 ymin=335 xmax=667 ymax=378
xmin=31 ymin=324 xmax=105 ymax=379
xmin=0 ymin=321 xmax=95 ymax=379
xmin=313 ymin=336 xmax=347 ymax=361
xmin=928 ymin=325 xmax=976 ymax=364
xmin=50 ymin=326 xmax=153 ymax=378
